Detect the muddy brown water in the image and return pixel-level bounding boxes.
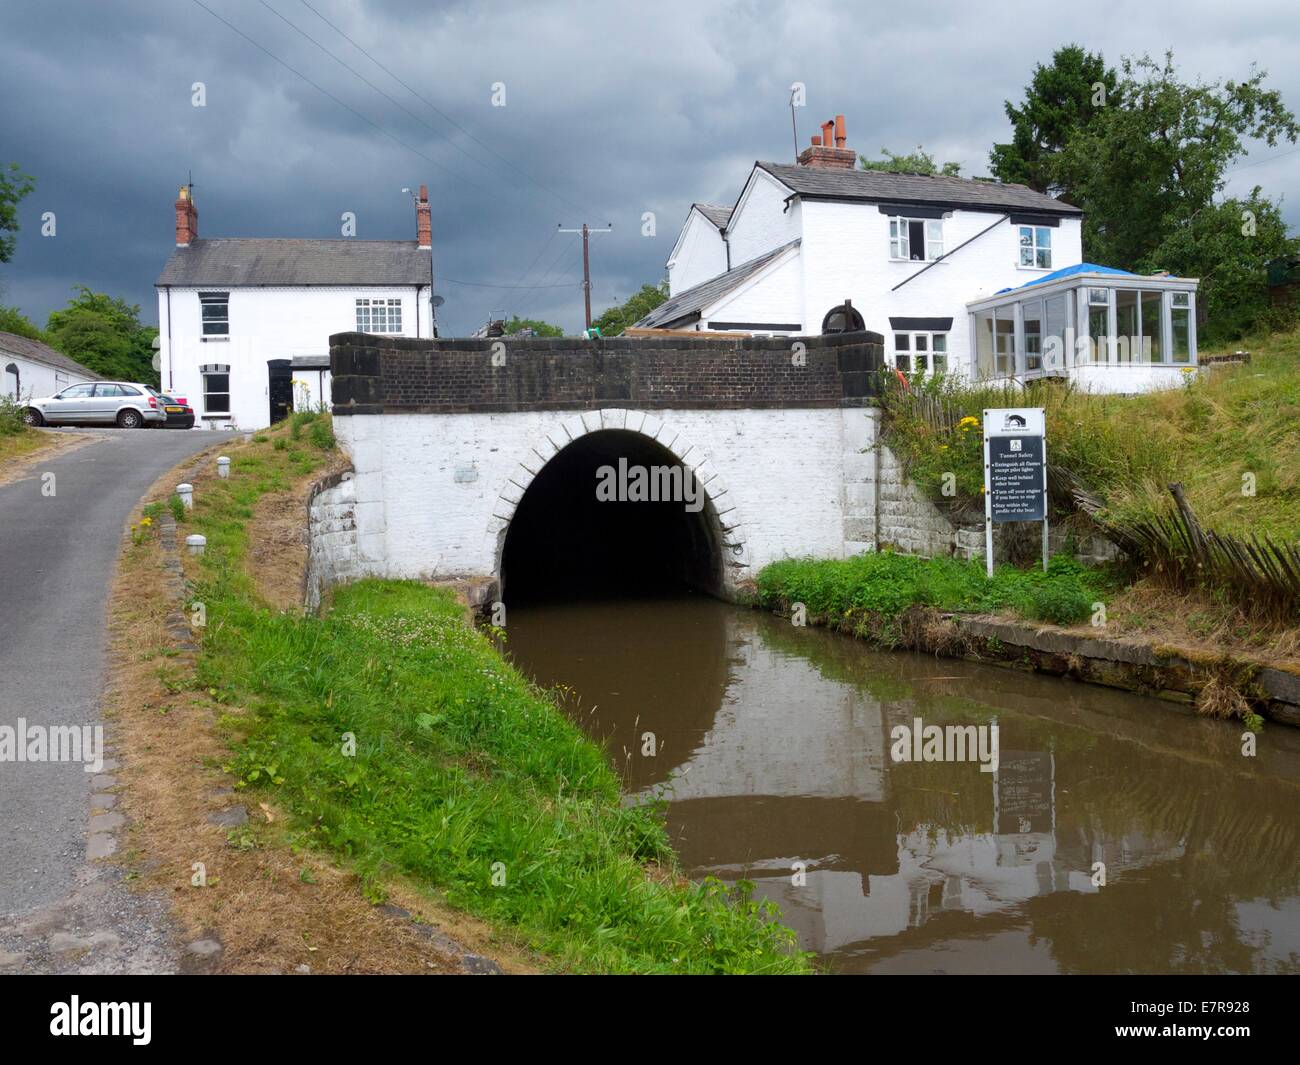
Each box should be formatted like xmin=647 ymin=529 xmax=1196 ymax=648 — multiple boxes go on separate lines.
xmin=504 ymin=596 xmax=1300 ymax=974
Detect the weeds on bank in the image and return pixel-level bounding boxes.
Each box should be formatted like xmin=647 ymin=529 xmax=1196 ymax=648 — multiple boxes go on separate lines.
xmin=758 ymin=551 xmax=1112 ymax=628
xmin=180 ymin=420 xmax=811 ymax=974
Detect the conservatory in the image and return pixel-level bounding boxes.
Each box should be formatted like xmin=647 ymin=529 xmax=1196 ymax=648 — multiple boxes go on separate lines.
xmin=966 ymin=264 xmax=1199 ymax=393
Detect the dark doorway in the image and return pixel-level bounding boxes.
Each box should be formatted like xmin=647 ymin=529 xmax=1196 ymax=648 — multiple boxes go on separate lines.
xmin=500 ymin=430 xmax=723 ymax=604
xmin=267 ymin=359 xmax=293 ymax=424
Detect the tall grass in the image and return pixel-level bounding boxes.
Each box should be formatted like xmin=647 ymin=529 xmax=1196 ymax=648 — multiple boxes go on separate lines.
xmin=182 ymin=423 xmax=811 ymax=974
xmin=757 ymin=551 xmax=1112 ymax=629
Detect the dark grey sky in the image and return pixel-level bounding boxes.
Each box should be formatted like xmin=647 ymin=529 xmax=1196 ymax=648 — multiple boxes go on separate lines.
xmin=2 ymin=0 xmax=1297 ymax=337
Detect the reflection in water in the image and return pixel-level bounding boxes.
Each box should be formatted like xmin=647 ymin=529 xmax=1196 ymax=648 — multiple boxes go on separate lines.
xmin=505 ymin=597 xmax=1300 ymax=973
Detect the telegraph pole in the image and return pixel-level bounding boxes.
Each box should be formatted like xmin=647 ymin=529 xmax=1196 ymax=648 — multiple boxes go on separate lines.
xmin=558 ymin=222 xmax=612 ymax=332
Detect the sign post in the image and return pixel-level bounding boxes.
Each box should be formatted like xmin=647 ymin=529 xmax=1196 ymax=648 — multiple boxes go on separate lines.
xmin=982 ymin=407 xmax=1048 ymax=579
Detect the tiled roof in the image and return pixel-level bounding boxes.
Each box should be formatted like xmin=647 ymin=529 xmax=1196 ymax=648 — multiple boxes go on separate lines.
xmin=0 ymin=332 xmax=103 ymax=380
xmin=635 ymin=239 xmax=800 ymax=328
xmin=756 ymin=162 xmax=1082 ymax=216
xmin=156 ymin=239 xmax=433 ymax=286
xmin=694 ymin=203 xmax=733 ymax=230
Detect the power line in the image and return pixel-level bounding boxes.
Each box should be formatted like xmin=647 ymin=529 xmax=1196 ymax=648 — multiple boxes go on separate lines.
xmin=298 ymin=0 xmax=582 ymax=211
xmin=256 ymin=0 xmax=527 ymax=197
xmin=189 ymin=0 xmax=461 ymax=181
xmin=436 ymin=276 xmax=577 ymax=289
xmin=1226 ymin=143 xmax=1300 ymax=175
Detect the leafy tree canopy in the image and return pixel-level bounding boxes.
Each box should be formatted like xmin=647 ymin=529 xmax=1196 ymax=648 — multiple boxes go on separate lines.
xmin=860 ymin=147 xmax=960 ymax=176
xmin=591 ymin=282 xmax=668 ymax=336
xmin=0 ymin=304 xmax=44 ymax=341
xmin=1057 ymin=52 xmax=1299 ymax=269
xmin=503 ymin=316 xmax=563 ymax=337
xmin=45 ymin=286 xmax=159 ymax=385
xmin=989 ymin=44 xmax=1118 ymax=195
xmin=0 ymin=162 xmax=35 ymax=263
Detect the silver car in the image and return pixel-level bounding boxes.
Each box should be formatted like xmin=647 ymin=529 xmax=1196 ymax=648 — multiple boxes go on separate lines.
xmin=23 ymin=381 xmax=166 ymax=429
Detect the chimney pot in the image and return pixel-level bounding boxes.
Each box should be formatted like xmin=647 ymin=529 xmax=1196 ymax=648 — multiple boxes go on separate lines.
xmin=416 ymin=183 xmax=432 ymax=249
xmin=797 ymin=115 xmax=857 ymax=169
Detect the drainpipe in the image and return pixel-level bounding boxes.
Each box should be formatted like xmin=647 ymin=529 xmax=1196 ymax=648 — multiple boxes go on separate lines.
xmin=722 ymin=230 xmax=731 ymax=271
xmin=164 ymin=285 xmax=173 ymax=391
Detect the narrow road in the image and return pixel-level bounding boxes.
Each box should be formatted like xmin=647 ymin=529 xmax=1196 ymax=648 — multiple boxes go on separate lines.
xmin=0 ymin=429 xmax=217 ymax=919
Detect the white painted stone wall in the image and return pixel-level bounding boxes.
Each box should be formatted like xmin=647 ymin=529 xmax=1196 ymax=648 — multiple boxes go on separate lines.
xmin=321 ymin=405 xmax=1116 ymax=606
xmin=305 ymin=469 xmax=362 ymax=612
xmin=724 ymin=170 xmax=802 ymax=267
xmin=334 ymin=405 xmax=881 ymax=596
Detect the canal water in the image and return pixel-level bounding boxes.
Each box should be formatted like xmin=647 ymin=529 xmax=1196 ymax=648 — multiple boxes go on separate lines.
xmin=505 ymin=595 xmax=1300 ymax=974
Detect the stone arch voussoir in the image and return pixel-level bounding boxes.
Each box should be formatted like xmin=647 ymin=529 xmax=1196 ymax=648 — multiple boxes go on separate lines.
xmin=487 ymin=408 xmax=752 ymax=588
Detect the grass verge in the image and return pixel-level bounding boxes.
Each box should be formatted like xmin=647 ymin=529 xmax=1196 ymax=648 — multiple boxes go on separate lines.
xmin=758 ymin=551 xmax=1113 ymax=632
xmin=172 ymin=415 xmax=810 ymax=974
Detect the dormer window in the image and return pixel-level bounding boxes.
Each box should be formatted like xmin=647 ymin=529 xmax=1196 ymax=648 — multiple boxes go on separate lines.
xmin=889 ymin=217 xmax=943 ymax=261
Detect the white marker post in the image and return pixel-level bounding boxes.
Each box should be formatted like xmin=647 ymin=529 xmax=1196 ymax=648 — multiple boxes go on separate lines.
xmin=982 ymin=407 xmax=1048 ymax=579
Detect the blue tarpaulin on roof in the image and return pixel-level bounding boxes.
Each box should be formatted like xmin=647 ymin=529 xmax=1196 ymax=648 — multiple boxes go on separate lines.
xmin=995 ymin=262 xmax=1139 ymax=294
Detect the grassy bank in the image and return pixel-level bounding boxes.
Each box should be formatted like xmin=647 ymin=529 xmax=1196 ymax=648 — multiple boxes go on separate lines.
xmin=758 ymin=551 xmax=1113 ymax=632
xmin=885 ymin=326 xmax=1300 ymax=541
xmin=178 ymin=414 xmax=810 ymax=974
xmin=0 ymin=396 xmax=45 ymax=467
xmin=882 ymin=326 xmax=1300 ymax=623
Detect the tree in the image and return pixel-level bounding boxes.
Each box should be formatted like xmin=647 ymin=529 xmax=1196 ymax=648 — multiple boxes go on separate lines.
xmin=503 ymin=316 xmax=563 ymax=337
xmin=1147 ymin=192 xmax=1297 ymax=342
xmin=1056 ymin=53 xmax=1299 ymax=270
xmin=0 ymin=305 xmax=44 ymax=341
xmin=989 ymin=45 xmax=1117 ymax=196
xmin=591 ymin=282 xmax=668 ymax=336
xmin=860 ymin=147 xmax=960 ymax=176
xmin=0 ymin=163 xmax=36 ymax=263
xmin=45 ymin=287 xmax=160 ymax=385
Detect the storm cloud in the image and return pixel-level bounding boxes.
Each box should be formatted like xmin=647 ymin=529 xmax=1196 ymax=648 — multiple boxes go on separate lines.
xmin=1 ymin=0 xmax=1296 ymax=336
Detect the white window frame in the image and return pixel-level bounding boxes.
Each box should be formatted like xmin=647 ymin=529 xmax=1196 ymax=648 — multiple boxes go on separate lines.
xmin=891 ymin=331 xmax=950 ymax=375
xmin=201 ymin=367 xmax=231 ymax=416
xmin=1018 ymin=225 xmax=1052 ymax=270
xmin=889 ymin=217 xmax=944 ymax=262
xmin=356 ymin=297 xmax=403 ymax=334
xmin=199 ymin=291 xmax=230 ymax=336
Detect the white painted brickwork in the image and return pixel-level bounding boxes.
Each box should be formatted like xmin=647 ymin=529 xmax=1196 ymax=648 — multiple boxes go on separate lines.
xmin=313 ymin=407 xmax=1116 ymax=605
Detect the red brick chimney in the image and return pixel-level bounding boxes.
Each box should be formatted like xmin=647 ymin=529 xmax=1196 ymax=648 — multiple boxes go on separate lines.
xmin=174 ymin=185 xmax=198 ymax=246
xmin=798 ymin=114 xmax=856 ymax=169
xmin=416 ymin=184 xmax=431 ymax=249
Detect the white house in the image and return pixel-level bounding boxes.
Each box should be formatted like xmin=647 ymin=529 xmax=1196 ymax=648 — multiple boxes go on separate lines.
xmin=644 ymin=115 xmax=1199 ymax=392
xmin=156 ymin=184 xmax=435 ymax=430
xmin=1 ymin=331 xmax=102 ymax=401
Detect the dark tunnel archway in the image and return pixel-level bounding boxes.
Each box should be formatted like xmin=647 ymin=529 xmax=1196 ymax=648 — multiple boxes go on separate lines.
xmin=499 ymin=429 xmax=725 ymax=604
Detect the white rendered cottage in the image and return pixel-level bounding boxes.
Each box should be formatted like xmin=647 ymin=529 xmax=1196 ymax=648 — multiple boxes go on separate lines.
xmin=643 ymin=115 xmax=1198 ymax=392
xmin=1 ymin=331 xmax=102 ymax=402
xmin=156 ymin=184 xmax=435 ymax=430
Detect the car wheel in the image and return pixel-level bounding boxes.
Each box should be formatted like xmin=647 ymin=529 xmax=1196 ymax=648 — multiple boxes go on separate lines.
xmin=23 ymin=408 xmax=44 ymax=427
xmin=117 ymin=409 xmax=143 ymax=429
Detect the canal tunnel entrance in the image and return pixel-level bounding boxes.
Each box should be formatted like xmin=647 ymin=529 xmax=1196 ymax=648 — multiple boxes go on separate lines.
xmin=500 ymin=429 xmax=724 ymax=604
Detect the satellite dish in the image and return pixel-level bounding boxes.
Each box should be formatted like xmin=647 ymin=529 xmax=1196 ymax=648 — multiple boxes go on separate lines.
xmin=431 ymin=295 xmax=446 ymax=308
